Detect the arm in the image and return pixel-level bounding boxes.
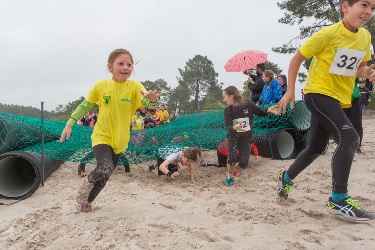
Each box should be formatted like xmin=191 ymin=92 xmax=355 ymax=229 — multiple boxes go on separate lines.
xmin=140 ymin=89 xmax=162 ymax=110
xmin=278 ymin=51 xmax=307 ymax=113
xmin=60 ymin=100 xmax=94 ymax=142
xmin=251 ymin=143 xmax=262 ymax=161
xmin=159 ymin=160 xmax=179 ymax=178
xmin=249 ymin=78 xmax=264 ymax=93
xmin=188 ymin=164 xmax=195 ymax=183
xmin=224 ymin=107 xmax=236 ymax=133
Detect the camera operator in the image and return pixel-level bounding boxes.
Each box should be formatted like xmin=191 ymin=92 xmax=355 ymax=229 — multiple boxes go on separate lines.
xmin=246 ymin=63 xmax=265 ymax=104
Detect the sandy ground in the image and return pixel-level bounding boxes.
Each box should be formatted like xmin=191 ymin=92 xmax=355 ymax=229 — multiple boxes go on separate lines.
xmin=0 ymin=116 xmax=375 ymax=250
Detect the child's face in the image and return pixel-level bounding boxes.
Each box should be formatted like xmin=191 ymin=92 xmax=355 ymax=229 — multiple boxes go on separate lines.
xmin=108 ymin=54 xmax=133 ymax=82
xmin=222 ymin=91 xmax=233 ymax=105
xmin=277 ymin=76 xmax=284 ymax=85
xmin=160 ymin=106 xmax=165 ymax=111
xmin=342 ymin=0 xmax=375 ymax=32
xmin=182 ymin=154 xmax=192 ymax=165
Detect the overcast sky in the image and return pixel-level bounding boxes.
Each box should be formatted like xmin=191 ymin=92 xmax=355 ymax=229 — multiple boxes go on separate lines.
xmin=1 ymin=0 xmax=306 ymax=111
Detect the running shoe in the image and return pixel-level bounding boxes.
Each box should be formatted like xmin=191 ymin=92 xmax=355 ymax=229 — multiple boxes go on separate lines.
xmin=277 ymin=170 xmax=293 ymax=199
xmin=233 ymin=171 xmax=240 ymax=177
xmin=327 ymin=197 xmax=375 ymax=222
xmin=80 ymin=202 xmax=93 ymax=213
xmin=149 ymin=165 xmax=155 ymax=172
xmin=76 ymin=176 xmax=94 ymax=205
xmin=77 ymin=163 xmax=86 ymax=175
xmin=225 ymin=175 xmax=234 ymax=187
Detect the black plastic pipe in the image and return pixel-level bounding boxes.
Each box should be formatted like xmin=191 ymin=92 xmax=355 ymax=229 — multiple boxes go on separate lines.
xmin=0 ymin=151 xmax=63 ymax=200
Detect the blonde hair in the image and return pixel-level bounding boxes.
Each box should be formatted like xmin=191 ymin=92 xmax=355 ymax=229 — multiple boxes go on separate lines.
xmin=264 ymin=70 xmax=275 ymax=81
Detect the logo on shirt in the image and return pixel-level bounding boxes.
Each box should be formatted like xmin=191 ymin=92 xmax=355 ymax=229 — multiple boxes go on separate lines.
xmin=103 ymin=96 xmax=111 ymax=106
xmin=120 ymin=98 xmax=132 ymax=104
xmin=243 ymin=109 xmax=249 ymax=116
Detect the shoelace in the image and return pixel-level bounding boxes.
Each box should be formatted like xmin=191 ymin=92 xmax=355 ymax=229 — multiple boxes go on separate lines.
xmin=283 ymin=184 xmax=293 ymax=194
xmin=345 ymin=198 xmax=361 ymax=209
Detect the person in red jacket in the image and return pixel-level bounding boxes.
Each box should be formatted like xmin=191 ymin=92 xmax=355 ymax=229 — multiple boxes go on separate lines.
xmin=217 ymin=139 xmax=261 ymax=176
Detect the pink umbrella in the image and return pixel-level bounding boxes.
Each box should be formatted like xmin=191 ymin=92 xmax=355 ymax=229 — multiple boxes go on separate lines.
xmin=224 ymin=50 xmax=267 ymax=72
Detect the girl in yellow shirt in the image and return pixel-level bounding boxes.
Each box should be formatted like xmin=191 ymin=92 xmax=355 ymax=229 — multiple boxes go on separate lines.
xmin=60 ymin=48 xmax=161 ymax=212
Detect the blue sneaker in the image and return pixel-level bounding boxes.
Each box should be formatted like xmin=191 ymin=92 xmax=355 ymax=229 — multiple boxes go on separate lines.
xmin=225 ymin=175 xmax=234 ymax=187
xmin=149 ymin=165 xmax=155 ymax=172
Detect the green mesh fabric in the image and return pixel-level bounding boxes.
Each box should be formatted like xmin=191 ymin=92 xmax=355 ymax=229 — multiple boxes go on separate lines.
xmin=0 ymin=101 xmax=311 ymax=164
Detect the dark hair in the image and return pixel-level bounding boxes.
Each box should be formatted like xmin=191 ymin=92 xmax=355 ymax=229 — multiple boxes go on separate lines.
xmin=339 ymin=0 xmax=359 ymax=19
xmin=183 ymin=147 xmax=202 ymax=162
xmin=256 ymin=63 xmax=265 ymax=72
xmin=223 ymin=86 xmax=244 ymax=106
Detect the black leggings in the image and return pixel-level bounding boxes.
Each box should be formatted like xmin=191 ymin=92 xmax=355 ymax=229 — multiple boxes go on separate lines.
xmin=87 ymin=144 xmax=121 ymax=203
xmin=227 ymin=134 xmax=251 ymax=169
xmin=287 ymin=94 xmax=359 ymax=193
xmin=343 ymin=97 xmax=363 ymax=147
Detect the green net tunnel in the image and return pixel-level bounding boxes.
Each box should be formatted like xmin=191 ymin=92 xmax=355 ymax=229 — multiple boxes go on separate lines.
xmin=0 ymin=101 xmax=312 ymax=199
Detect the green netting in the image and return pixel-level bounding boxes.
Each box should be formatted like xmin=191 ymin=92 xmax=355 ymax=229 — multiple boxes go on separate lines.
xmin=0 ymin=100 xmax=311 ymax=164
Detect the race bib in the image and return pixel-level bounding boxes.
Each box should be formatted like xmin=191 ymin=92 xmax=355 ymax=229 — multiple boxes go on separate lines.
xmin=329 ymin=48 xmax=366 ymax=76
xmin=233 ymin=117 xmax=250 ymax=132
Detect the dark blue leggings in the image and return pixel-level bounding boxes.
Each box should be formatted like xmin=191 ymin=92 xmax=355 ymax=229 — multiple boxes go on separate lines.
xmin=87 ymin=144 xmax=121 ymax=203
xmin=287 ymin=94 xmax=359 ymax=193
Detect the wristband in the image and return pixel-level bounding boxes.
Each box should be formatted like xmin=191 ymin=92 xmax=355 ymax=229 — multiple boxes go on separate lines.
xmin=167 ymin=171 xmax=173 ymax=177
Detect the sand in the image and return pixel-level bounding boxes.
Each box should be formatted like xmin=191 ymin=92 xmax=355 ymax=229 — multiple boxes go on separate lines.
xmin=0 ymin=116 xmax=374 ymax=250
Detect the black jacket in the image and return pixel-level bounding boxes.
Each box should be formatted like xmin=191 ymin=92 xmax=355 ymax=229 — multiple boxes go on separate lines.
xmin=248 ymin=74 xmax=265 ymax=103
xmin=224 ymin=101 xmax=268 ymax=138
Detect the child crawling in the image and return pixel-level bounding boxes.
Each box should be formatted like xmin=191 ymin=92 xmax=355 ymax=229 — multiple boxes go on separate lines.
xmin=149 ymin=147 xmax=202 ymax=183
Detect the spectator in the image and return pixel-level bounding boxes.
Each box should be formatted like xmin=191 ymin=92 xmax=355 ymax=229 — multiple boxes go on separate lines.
xmin=247 ymin=63 xmax=265 ymax=104
xmin=131 ymin=108 xmax=144 ymax=130
xmin=359 ymin=78 xmax=371 ymax=114
xmin=258 ymin=70 xmax=282 ymax=104
xmin=144 ymin=111 xmax=156 ymax=128
xmin=157 ymin=104 xmax=169 ymax=125
xmin=277 ymin=74 xmax=288 ymax=96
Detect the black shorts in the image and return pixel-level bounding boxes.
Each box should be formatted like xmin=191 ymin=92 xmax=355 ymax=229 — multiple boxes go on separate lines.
xmin=156 ymin=158 xmax=178 ymax=176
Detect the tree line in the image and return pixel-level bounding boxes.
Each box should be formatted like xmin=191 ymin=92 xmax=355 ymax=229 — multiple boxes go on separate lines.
xmin=0 ymin=55 xmax=283 ymax=120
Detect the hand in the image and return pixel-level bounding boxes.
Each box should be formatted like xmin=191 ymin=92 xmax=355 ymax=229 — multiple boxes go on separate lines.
xmin=267 ymin=105 xmax=280 ymax=115
xmin=170 ymin=172 xmax=179 ymax=178
xmin=366 ymin=64 xmax=375 ymax=83
xmin=59 ymin=124 xmax=72 ymax=142
xmin=254 ymin=155 xmax=262 ymax=161
xmin=278 ymin=91 xmax=295 ymax=113
xmin=233 ymin=123 xmax=245 ymax=132
xmin=140 ymin=89 xmax=162 ymax=103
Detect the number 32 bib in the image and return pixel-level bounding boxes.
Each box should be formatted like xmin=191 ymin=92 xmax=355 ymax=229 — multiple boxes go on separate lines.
xmin=329 ymin=48 xmax=366 ymax=76
xmin=233 ymin=117 xmax=250 ymax=132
